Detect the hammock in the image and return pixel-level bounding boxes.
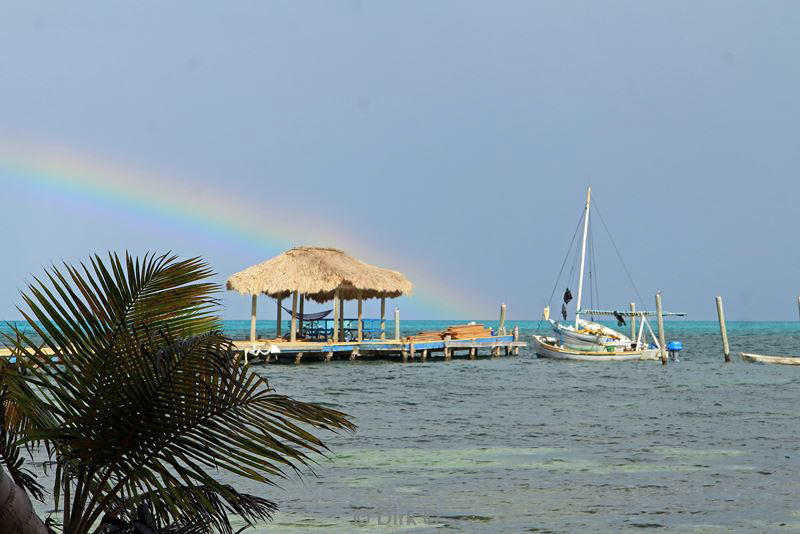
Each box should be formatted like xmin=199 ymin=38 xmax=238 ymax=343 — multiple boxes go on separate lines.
xmin=281 ymin=306 xmax=333 ymax=321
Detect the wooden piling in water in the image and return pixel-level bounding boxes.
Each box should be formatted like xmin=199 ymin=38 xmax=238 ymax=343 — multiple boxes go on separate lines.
xmin=394 ymin=308 xmax=400 ymax=340
xmin=716 ymin=295 xmax=731 ymax=363
xmin=655 ymin=293 xmax=667 ymax=366
xmin=294 ymin=352 xmax=303 ymax=364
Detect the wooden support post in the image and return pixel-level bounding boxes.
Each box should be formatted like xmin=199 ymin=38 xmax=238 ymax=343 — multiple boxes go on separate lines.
xmin=421 ymin=349 xmax=428 ymax=361
xmin=630 ymin=302 xmax=636 ymax=342
xmin=716 ymin=295 xmax=731 ymax=363
xmin=444 ymin=335 xmax=452 ymax=360
xmin=513 ymin=326 xmax=520 ymax=355
xmin=339 ymin=298 xmax=345 ymax=342
xmin=655 ymin=293 xmax=667 ymax=366
xmin=505 ymin=346 xmax=510 ymax=356
xmin=325 ymin=351 xmax=333 ymax=362
xmin=469 ymin=347 xmax=476 ymax=359
xmin=350 ymin=349 xmax=357 ymax=361
xmin=394 ymin=308 xmax=400 ymax=340
xmin=299 ymin=294 xmax=305 ymax=339
xmin=332 ymin=290 xmax=339 ymax=343
xmin=250 ymin=294 xmax=257 ymax=342
xmin=409 ymin=341 xmax=415 ymax=360
xmin=290 ymin=291 xmax=298 ymax=342
xmin=276 ymin=298 xmax=282 ymax=338
xmin=380 ymin=297 xmax=386 ymax=340
xmin=294 ymin=352 xmax=303 ymax=365
xmin=499 ymin=303 xmax=507 ymax=335
xmin=357 ymin=291 xmax=363 ymax=342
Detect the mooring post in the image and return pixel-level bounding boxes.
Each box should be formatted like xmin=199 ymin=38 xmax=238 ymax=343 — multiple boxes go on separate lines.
xmin=716 ymin=295 xmax=731 ymax=363
xmin=250 ymin=294 xmax=257 ymax=342
xmin=325 ymin=351 xmax=333 ymax=362
xmin=469 ymin=347 xmax=476 ymax=359
xmin=499 ymin=303 xmax=507 ymax=335
xmin=655 ymin=293 xmax=667 ymax=366
xmin=394 ymin=308 xmax=400 ymax=340
xmin=513 ymin=325 xmax=520 ymax=355
xmin=294 ymin=352 xmax=303 ymax=365
xmin=630 ymin=302 xmax=636 ymax=341
xmin=444 ymin=335 xmax=452 ymax=360
xmin=409 ymin=340 xmax=415 ymax=361
xmin=421 ymin=349 xmax=428 ymax=361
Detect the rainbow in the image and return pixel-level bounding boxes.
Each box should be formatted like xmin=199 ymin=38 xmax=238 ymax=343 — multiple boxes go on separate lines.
xmin=0 ymin=141 xmax=491 ymax=317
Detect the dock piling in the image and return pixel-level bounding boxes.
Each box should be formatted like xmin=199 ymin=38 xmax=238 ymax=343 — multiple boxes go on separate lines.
xmin=394 ymin=308 xmax=400 ymax=340
xmin=294 ymin=352 xmax=303 ymax=364
xmin=513 ymin=325 xmax=520 ymax=355
xmin=655 ymin=293 xmax=667 ymax=366
xmin=715 ymin=296 xmax=731 ymax=363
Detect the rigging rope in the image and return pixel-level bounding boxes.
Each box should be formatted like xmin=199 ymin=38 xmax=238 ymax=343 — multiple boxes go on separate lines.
xmin=537 ymin=207 xmax=585 ymax=332
xmin=592 ymin=196 xmax=646 ymax=307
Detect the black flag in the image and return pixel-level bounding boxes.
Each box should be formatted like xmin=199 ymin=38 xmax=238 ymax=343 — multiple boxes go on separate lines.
xmin=613 ymin=310 xmax=626 ymax=327
xmin=563 ymin=288 xmax=573 ymax=304
xmin=561 ymin=303 xmax=568 ymax=321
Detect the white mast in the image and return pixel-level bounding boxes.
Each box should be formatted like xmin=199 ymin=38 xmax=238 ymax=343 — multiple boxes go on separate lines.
xmin=574 ymin=186 xmax=591 ymax=327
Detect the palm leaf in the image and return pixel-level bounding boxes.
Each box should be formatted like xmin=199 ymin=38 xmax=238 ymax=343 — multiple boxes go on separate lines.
xmin=5 ymin=252 xmax=355 ymax=534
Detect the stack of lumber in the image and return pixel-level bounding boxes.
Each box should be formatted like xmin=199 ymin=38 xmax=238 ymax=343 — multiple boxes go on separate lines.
xmin=443 ymin=324 xmax=492 ymax=339
xmin=405 ymin=331 xmax=444 ymax=342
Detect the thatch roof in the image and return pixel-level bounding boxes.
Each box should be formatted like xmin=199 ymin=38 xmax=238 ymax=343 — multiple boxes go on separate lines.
xmin=226 ymin=247 xmax=413 ymax=303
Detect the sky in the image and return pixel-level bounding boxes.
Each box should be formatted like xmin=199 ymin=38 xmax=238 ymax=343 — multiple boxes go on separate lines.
xmin=1 ymin=1 xmax=799 ymax=321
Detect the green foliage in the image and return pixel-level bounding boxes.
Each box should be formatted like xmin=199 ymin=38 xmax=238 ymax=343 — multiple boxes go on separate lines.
xmin=2 ymin=252 xmax=355 ymax=534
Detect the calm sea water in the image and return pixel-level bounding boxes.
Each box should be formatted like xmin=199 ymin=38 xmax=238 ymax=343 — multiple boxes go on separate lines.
xmin=19 ymin=320 xmax=800 ymax=532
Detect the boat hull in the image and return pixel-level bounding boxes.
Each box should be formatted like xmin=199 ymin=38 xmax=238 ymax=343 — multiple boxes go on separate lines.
xmin=740 ymin=352 xmax=800 ymax=365
xmin=532 ymin=335 xmax=659 ymax=362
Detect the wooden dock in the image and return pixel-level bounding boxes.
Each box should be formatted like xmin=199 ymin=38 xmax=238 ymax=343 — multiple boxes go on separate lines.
xmin=234 ymin=329 xmax=526 ymax=364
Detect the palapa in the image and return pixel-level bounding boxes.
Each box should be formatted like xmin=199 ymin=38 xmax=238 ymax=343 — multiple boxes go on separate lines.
xmin=226 ymin=246 xmax=412 ymax=302
xmin=227 ymin=247 xmax=412 ymax=343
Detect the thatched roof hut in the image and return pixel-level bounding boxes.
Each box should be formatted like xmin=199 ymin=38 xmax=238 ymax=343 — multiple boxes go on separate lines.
xmin=227 ymin=247 xmax=412 ymax=342
xmin=226 ymin=247 xmax=412 ymax=302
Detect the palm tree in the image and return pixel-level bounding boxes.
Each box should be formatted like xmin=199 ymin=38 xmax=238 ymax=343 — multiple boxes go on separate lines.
xmin=1 ymin=252 xmax=355 ymax=534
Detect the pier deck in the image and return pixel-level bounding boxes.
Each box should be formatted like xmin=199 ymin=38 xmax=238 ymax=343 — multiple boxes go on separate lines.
xmin=234 ymin=333 xmax=527 ymax=364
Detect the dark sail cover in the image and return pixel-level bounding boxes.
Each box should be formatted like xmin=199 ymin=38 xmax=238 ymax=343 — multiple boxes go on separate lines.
xmin=561 ymin=303 xmax=568 ymax=321
xmin=563 ymin=288 xmax=573 ymax=304
xmin=613 ymin=310 xmax=626 ymax=326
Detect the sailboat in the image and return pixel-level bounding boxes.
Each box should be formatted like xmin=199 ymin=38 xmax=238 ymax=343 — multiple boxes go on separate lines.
xmin=532 ymin=187 xmax=683 ymax=361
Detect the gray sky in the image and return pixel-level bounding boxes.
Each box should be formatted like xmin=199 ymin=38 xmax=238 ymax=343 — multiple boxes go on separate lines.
xmin=1 ymin=1 xmax=799 ymax=321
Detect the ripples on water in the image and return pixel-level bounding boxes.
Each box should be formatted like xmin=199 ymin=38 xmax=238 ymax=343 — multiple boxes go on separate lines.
xmin=22 ymin=321 xmax=800 ymax=532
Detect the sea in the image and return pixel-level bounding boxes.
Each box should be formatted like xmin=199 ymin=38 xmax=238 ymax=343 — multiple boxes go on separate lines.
xmin=18 ymin=320 xmax=800 ymax=532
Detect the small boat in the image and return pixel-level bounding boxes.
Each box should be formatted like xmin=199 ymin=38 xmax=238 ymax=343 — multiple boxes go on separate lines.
xmin=533 ymin=187 xmax=683 ymax=362
xmin=740 ymin=352 xmax=800 ymax=365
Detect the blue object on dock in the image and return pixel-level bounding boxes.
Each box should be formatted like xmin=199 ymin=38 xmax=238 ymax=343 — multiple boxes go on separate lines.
xmin=667 ymin=341 xmax=683 ymax=351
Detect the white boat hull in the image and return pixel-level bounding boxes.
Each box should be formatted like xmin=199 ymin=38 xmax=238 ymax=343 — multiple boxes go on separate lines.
xmin=740 ymin=352 xmax=800 ymax=365
xmin=533 ymin=335 xmax=659 ymax=362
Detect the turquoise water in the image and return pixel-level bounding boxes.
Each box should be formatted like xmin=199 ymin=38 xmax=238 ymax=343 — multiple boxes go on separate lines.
xmin=17 ymin=320 xmax=800 ymax=532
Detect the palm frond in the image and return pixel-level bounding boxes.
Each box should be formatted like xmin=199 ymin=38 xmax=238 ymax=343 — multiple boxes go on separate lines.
xmin=5 ymin=252 xmax=355 ymax=534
